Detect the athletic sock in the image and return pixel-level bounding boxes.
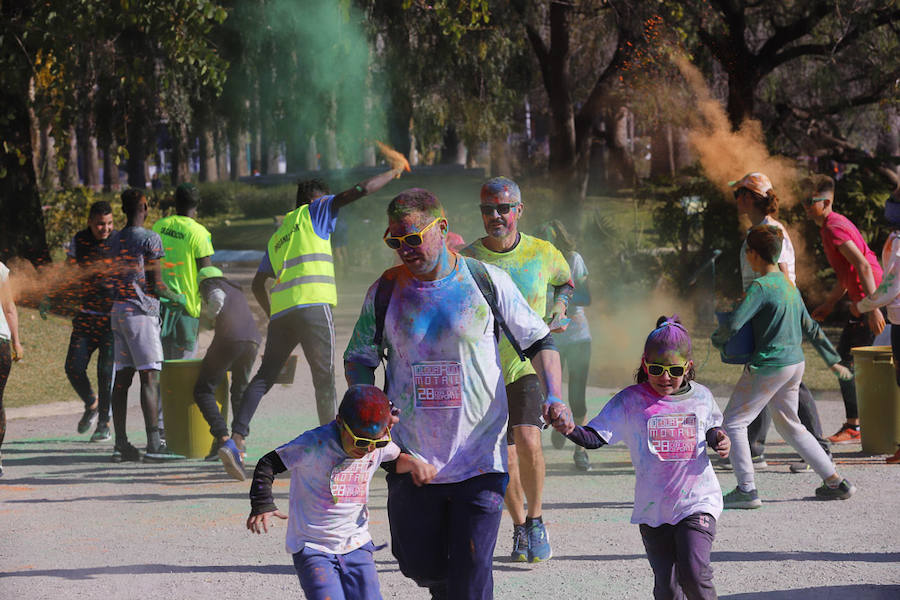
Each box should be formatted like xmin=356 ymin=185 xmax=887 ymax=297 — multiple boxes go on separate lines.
xmin=826 ymin=479 xmax=842 ymax=489
xmin=525 ymin=516 xmax=542 ymax=526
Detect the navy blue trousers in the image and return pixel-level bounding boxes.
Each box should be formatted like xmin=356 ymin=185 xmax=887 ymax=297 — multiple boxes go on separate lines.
xmin=386 ymin=472 xmax=508 ymax=600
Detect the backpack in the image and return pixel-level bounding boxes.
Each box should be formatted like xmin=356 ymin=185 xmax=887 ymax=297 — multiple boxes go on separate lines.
xmin=372 ymin=256 xmax=526 ymax=362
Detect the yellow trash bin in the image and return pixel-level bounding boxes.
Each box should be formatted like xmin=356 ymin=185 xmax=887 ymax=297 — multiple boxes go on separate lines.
xmin=851 ymin=346 xmax=900 ymax=455
xmin=160 ymin=359 xmax=228 ymax=458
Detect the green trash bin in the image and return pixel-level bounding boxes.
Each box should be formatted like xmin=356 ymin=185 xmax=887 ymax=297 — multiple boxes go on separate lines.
xmin=851 ymin=345 xmax=900 ymax=455
xmin=160 ymin=359 xmax=228 ymax=458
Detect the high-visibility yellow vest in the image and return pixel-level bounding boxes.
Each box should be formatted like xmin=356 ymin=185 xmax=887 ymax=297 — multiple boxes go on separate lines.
xmin=267 ymin=205 xmax=337 ymax=314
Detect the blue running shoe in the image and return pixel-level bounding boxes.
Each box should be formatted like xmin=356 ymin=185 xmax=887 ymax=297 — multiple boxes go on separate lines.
xmin=510 ymin=524 xmax=528 ymax=562
xmin=527 ymin=521 xmax=552 ymax=562
xmin=218 ymin=438 xmax=246 ymax=481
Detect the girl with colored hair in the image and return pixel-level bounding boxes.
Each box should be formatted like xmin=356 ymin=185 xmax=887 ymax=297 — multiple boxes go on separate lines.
xmin=551 ymin=315 xmax=730 ymax=600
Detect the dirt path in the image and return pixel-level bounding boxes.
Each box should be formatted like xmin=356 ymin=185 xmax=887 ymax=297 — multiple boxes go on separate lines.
xmin=2 ymin=272 xmax=900 ymax=599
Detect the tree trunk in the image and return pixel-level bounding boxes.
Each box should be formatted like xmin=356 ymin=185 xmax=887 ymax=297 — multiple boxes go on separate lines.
xmin=103 ymin=140 xmax=120 ymax=192
xmin=126 ymin=114 xmax=147 ymax=189
xmin=169 ymin=121 xmax=191 ymax=186
xmin=80 ymin=120 xmax=101 ymax=192
xmin=285 ymin=129 xmax=307 ymax=174
xmin=215 ymin=125 xmax=229 ymax=180
xmin=324 ymin=129 xmax=339 ymax=170
xmin=198 ymin=126 xmax=217 ymax=182
xmin=307 ymin=135 xmax=318 ymax=171
xmin=650 ymin=123 xmax=675 ymax=178
xmin=726 ymin=71 xmax=757 ymax=129
xmin=62 ymin=125 xmax=80 ymax=188
xmin=0 ymin=36 xmax=49 ymax=263
xmin=228 ymin=126 xmax=249 ymax=180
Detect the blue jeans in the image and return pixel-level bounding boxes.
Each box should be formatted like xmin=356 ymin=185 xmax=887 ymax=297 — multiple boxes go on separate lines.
xmin=65 ymin=313 xmax=114 ymax=424
xmin=386 ymin=472 xmax=508 ymax=599
xmin=292 ymin=540 xmax=381 ymax=600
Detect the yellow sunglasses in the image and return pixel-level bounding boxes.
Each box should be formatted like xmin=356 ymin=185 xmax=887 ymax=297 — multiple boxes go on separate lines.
xmin=643 ymin=360 xmax=688 ymax=377
xmin=341 ymin=419 xmax=392 ymax=449
xmin=383 ymin=217 xmax=441 ymax=249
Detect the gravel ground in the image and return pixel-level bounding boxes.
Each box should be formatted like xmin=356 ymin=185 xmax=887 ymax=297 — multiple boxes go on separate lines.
xmin=2 ymin=274 xmax=899 ymax=599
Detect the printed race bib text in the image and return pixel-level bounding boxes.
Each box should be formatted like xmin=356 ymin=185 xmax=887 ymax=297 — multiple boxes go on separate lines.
xmin=647 ymin=413 xmax=698 ymax=461
xmin=413 ymin=361 xmax=463 ymax=409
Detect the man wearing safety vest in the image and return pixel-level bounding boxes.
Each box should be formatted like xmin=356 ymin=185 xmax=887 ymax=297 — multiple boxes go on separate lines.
xmin=219 ymin=164 xmax=406 ymax=481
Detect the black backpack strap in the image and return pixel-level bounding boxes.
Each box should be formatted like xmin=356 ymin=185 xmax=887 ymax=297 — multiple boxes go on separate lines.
xmin=464 ymin=257 xmax=526 ymax=362
xmin=372 ymin=272 xmax=396 ymax=353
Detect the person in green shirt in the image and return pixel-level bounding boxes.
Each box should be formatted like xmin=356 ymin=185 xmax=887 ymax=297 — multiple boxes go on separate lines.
xmin=712 ymin=224 xmax=856 ymax=509
xmin=152 ymin=183 xmax=214 ymax=359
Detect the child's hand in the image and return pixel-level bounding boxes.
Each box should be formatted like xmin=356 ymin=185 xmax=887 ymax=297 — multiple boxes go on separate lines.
xmin=867 ymin=309 xmax=886 ymax=336
xmin=246 ymin=510 xmax=287 ymax=534
xmin=408 ymin=458 xmax=437 ymax=487
xmin=713 ymin=430 xmax=730 ymax=459
xmin=831 ymin=363 xmax=853 ymax=381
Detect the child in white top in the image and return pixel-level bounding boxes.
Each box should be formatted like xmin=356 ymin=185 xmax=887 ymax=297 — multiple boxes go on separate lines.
xmin=247 ymin=384 xmax=436 ymax=600
xmin=551 ymin=315 xmax=730 ymax=600
xmin=0 ymin=261 xmax=24 ymax=478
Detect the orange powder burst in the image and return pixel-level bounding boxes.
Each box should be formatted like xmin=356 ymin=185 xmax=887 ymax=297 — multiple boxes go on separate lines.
xmin=376 ymin=141 xmax=411 ymax=173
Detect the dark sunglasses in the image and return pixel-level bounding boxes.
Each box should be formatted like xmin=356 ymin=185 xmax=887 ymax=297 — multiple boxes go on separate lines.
xmin=802 ymin=196 xmax=827 ymax=207
xmin=383 ymin=217 xmax=440 ymax=250
xmin=480 ymin=203 xmax=519 ymax=216
xmin=644 ymin=361 xmax=688 ymax=377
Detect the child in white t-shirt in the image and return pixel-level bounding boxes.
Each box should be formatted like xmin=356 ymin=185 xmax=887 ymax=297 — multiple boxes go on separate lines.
xmin=0 ymin=261 xmax=24 ymax=478
xmin=551 ymin=315 xmax=730 ymax=600
xmin=246 ymin=384 xmax=436 ymax=600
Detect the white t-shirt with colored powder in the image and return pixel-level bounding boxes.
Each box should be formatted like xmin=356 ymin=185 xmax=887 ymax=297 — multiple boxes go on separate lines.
xmin=587 ymin=381 xmax=724 ymax=527
xmin=276 ymin=422 xmax=401 ymax=555
xmin=344 ymin=258 xmax=550 ymax=485
xmin=0 ymin=262 xmax=10 ymax=340
xmin=740 ymin=215 xmax=796 ymax=290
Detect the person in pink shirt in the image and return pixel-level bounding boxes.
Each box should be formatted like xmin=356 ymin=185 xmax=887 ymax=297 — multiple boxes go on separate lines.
xmin=803 ymin=175 xmax=885 ymax=443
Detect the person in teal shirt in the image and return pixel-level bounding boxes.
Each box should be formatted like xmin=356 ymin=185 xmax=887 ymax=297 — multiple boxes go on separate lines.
xmin=712 ymin=224 xmax=856 ymax=509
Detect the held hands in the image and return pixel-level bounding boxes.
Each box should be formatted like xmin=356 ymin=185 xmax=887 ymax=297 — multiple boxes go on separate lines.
xmin=867 ymin=309 xmax=886 ymax=336
xmin=543 ymin=397 xmax=574 ymax=435
xmin=246 ymin=510 xmax=288 ymax=534
xmin=407 ymin=457 xmax=438 ymax=487
xmin=713 ymin=430 xmax=731 ymax=459
xmin=831 ymin=363 xmax=854 ymax=381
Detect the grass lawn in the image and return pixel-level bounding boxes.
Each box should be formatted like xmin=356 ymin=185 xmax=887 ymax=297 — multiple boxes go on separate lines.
xmin=5 ymin=307 xmax=82 ymax=409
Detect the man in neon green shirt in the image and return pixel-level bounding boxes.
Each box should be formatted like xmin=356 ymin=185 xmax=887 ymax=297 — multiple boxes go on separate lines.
xmin=152 ymin=183 xmax=214 ymax=359
xmin=462 ymin=177 xmax=573 ymax=563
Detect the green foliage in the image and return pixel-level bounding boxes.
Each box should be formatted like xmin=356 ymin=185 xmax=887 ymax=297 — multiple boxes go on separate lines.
xmin=640 ymin=171 xmax=743 ymax=298
xmin=41 ymin=187 xmax=101 ymax=252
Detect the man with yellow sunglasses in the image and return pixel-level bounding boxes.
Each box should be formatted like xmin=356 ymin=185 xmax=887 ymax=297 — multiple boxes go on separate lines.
xmin=346 ymin=188 xmax=570 ymax=598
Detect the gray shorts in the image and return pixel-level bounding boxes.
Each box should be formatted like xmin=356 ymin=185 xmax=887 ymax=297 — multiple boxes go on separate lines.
xmin=112 ymin=311 xmax=163 ymax=371
xmin=506 ymin=374 xmax=545 ymax=445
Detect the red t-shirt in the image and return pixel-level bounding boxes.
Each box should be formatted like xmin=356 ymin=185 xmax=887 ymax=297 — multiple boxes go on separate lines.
xmin=820 ymin=211 xmax=883 ymax=302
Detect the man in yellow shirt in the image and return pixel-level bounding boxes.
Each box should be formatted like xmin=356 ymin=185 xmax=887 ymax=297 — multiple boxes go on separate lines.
xmin=152 ymin=183 xmax=214 ymax=359
xmin=462 ymin=177 xmax=573 ymax=563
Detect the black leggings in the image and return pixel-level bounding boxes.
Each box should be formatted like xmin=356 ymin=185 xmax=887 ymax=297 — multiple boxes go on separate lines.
xmin=0 ymin=340 xmax=11 ymax=449
xmin=559 ymin=340 xmax=591 ymax=421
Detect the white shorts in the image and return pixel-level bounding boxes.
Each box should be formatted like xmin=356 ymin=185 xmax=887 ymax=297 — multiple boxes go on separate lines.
xmin=111 ymin=311 xmax=163 ymax=371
